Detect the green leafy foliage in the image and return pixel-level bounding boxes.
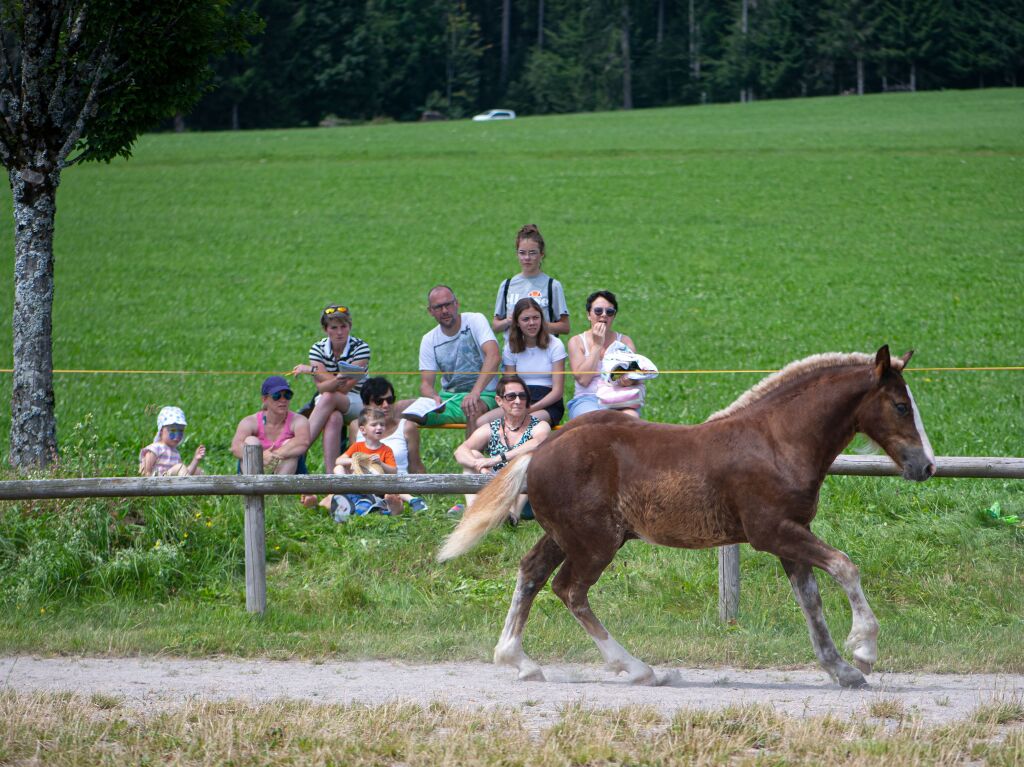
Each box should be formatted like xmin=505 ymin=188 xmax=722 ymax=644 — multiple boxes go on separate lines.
xmin=75 ymin=0 xmax=260 ymax=163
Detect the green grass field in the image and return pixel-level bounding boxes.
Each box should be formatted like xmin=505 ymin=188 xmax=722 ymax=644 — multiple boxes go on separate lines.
xmin=0 ymin=89 xmax=1022 ymax=671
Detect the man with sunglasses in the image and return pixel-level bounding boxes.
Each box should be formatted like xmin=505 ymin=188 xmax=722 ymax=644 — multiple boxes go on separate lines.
xmin=416 ymin=285 xmax=501 ymax=439
xmin=231 ymin=375 xmax=312 ymax=476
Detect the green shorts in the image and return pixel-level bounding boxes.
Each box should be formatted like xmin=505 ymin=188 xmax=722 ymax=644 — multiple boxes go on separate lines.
xmin=423 ymin=391 xmax=498 ymax=427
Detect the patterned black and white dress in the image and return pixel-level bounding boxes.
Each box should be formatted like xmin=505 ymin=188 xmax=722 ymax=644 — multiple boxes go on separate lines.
xmin=486 ymin=416 xmax=539 ymax=472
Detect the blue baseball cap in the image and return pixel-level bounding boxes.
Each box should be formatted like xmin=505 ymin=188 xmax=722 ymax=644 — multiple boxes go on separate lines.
xmin=261 ymin=375 xmax=292 ymax=396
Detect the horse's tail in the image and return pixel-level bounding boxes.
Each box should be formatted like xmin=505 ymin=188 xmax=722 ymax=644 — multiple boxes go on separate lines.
xmin=437 ymin=454 xmax=533 ymax=562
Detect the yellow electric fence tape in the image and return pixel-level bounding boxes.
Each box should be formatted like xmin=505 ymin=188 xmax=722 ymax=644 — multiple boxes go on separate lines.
xmin=0 ymin=366 xmax=1020 ymax=376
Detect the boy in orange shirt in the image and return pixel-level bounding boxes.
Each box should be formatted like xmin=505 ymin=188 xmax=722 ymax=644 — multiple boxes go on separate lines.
xmin=318 ymin=409 xmax=399 ymax=519
xmin=335 ymin=409 xmax=397 ymax=474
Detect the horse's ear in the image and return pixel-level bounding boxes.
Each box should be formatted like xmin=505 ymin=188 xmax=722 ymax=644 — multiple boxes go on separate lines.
xmin=873 ymin=345 xmax=891 ymax=381
xmin=899 ymin=349 xmax=914 ymax=367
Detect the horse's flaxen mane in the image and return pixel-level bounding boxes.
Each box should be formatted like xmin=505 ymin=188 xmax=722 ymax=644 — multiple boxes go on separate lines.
xmin=705 ymin=352 xmax=905 ymax=422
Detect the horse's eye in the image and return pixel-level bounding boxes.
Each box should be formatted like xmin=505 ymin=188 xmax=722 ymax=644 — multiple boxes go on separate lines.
xmin=894 ymin=402 xmax=909 ymax=416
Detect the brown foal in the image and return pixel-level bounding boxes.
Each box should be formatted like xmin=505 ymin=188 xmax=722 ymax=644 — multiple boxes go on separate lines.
xmin=439 ymin=346 xmax=936 ymax=688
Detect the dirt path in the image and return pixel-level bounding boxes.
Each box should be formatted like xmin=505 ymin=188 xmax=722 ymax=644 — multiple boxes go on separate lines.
xmin=4 ymin=655 xmax=1022 ymax=725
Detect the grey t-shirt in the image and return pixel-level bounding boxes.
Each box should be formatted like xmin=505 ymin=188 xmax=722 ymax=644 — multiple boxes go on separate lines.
xmin=493 ymin=272 xmax=569 ymax=324
xmin=418 ymin=312 xmax=498 ymax=393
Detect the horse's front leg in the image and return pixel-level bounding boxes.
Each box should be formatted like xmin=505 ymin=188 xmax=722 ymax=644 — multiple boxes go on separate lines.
xmin=825 ymin=552 xmax=879 ymax=676
xmin=762 ymin=519 xmax=876 ymax=688
xmin=780 ymin=558 xmax=868 ymax=688
xmin=781 ymin=535 xmax=879 ymax=676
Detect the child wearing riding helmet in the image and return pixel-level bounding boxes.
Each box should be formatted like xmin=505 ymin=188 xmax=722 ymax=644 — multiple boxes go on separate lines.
xmin=139 ymin=406 xmax=205 ymax=476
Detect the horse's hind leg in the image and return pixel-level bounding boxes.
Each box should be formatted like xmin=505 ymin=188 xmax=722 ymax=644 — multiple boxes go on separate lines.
xmin=551 ymin=558 xmax=659 ymax=686
xmin=494 ymin=534 xmax=565 ymax=681
xmin=780 ymin=558 xmax=868 ymax=689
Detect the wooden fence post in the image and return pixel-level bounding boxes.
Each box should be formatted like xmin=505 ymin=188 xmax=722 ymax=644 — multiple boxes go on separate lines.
xmin=241 ymin=443 xmax=266 ymax=615
xmin=718 ymin=544 xmax=740 ymax=622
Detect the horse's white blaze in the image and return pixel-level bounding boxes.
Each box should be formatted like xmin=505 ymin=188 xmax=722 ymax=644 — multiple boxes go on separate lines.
xmin=906 ymin=385 xmax=935 ymax=463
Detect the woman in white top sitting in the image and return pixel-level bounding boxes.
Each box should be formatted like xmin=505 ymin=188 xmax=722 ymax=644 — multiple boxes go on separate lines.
xmin=477 ymin=297 xmax=568 ymax=427
xmin=566 ymin=290 xmax=642 ymax=420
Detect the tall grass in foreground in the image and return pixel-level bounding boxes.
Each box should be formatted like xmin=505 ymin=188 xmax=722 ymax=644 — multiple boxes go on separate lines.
xmin=0 ymin=89 xmax=1021 ymax=668
xmin=2 ymin=692 xmax=1022 ymax=766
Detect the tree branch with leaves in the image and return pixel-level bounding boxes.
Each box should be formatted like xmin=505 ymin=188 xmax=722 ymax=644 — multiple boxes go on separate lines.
xmin=0 ymin=0 xmax=258 ymax=468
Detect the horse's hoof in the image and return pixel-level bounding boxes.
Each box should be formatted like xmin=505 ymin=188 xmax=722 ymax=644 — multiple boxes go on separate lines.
xmin=835 ymin=665 xmax=868 ymax=689
xmin=627 ymin=667 xmax=658 ymax=686
xmin=519 ymin=666 xmax=545 ymax=682
xmin=654 ymin=669 xmax=682 ymax=687
xmin=852 ymin=657 xmax=873 ymax=676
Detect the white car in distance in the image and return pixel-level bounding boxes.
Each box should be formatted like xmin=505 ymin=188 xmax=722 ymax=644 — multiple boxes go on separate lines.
xmin=472 ymin=109 xmax=516 ymax=122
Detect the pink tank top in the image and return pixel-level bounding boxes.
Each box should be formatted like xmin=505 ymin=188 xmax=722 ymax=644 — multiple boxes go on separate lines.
xmin=256 ymin=411 xmax=294 ymax=450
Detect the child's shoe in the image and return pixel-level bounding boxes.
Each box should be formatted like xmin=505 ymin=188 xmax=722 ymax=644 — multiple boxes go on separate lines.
xmin=408 ymin=497 xmax=428 ymax=513
xmin=330 ymin=495 xmax=352 ymax=523
xmin=353 ymin=497 xmax=374 ymax=516
xmin=447 ymin=502 xmax=465 ymax=517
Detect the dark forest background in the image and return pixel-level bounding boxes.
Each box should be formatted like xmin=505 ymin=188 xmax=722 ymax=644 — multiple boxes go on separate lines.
xmin=187 ymin=0 xmax=1024 ymax=129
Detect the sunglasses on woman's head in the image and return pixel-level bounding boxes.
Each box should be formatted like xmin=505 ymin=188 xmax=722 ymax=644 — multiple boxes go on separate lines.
xmin=592 ymin=307 xmax=617 ymax=316
xmin=372 ymin=395 xmax=396 ymax=405
xmin=270 ymin=390 xmax=293 ymax=401
xmin=502 ymin=392 xmax=528 ymax=402
xmin=323 ymin=305 xmax=348 ymax=315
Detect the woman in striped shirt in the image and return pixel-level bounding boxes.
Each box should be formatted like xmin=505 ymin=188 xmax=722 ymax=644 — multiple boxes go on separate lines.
xmin=291 ymin=304 xmax=371 ymax=472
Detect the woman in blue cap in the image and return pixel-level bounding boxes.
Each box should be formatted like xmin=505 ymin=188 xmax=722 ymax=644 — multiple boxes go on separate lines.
xmin=231 ymin=375 xmax=312 ymax=476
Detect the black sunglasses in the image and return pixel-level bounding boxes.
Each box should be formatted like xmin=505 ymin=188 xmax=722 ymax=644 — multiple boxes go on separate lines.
xmin=592 ymin=307 xmax=617 ymax=316
xmin=502 ymin=391 xmax=528 ymax=402
xmin=270 ymin=390 xmax=293 ymax=401
xmin=372 ymin=395 xmax=396 ymax=405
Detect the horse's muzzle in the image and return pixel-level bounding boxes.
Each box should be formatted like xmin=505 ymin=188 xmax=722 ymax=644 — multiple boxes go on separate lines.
xmin=901 ymin=449 xmax=936 ymax=482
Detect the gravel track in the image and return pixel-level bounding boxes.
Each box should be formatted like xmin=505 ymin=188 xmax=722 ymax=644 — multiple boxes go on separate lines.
xmin=4 ymin=655 xmax=1022 ymax=725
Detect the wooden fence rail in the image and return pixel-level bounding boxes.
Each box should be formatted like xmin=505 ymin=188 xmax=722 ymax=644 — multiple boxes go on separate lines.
xmin=0 ymin=456 xmax=1021 ymax=501
xmin=1 ymin=450 xmax=1022 ymax=616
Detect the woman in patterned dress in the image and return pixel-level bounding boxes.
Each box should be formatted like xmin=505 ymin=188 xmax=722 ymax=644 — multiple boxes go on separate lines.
xmin=453 ymin=375 xmax=552 ymax=521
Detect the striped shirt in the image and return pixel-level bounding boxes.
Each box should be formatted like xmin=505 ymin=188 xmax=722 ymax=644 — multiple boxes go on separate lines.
xmin=309 ymin=335 xmax=371 ymax=392
xmin=139 ymin=442 xmax=182 ymax=476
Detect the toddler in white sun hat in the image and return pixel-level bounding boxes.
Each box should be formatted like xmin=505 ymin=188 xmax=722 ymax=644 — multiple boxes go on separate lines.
xmin=139 ymin=406 xmax=206 ymax=476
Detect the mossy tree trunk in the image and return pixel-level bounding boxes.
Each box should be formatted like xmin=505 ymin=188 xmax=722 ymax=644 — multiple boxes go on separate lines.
xmin=9 ymin=166 xmax=61 ymax=468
